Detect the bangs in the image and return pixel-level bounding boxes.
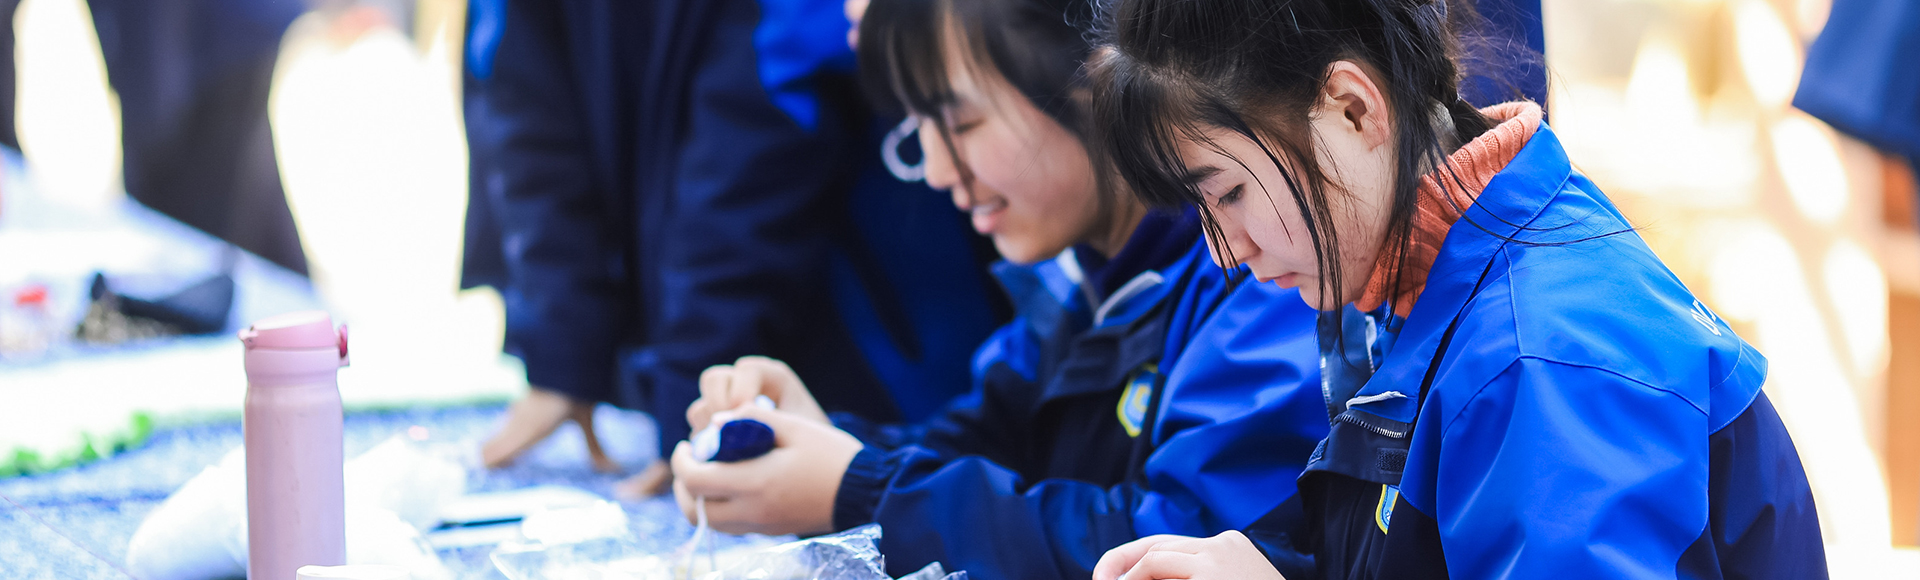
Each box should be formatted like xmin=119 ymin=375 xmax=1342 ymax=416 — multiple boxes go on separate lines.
xmin=857 ymin=0 xmax=957 ymax=120
xmin=1087 ymin=49 xmax=1207 ymax=212
xmin=1090 ymin=51 xmax=1315 ymax=221
xmin=1089 ymin=47 xmax=1335 ymax=290
xmin=859 ymin=0 xmax=1094 ymax=131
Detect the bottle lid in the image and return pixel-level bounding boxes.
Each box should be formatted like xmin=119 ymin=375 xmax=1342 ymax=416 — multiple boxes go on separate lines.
xmin=240 ymin=311 xmax=338 ymax=350
xmin=295 ymin=565 xmax=410 ymax=580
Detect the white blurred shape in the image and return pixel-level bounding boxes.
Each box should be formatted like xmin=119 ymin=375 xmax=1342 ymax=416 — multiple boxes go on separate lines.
xmin=14 ymin=0 xmax=121 ymax=212
xmin=1705 ymin=221 xmax=1795 ymax=323
xmin=1698 ymin=220 xmax=1896 ymax=571
xmin=1582 ymin=34 xmax=1760 ymax=207
xmin=1624 ymin=33 xmax=1699 ymax=129
xmin=1794 ymin=0 xmax=1832 ymax=45
xmin=1733 ymin=0 xmax=1802 ymax=110
xmin=1822 ymin=240 xmax=1887 ymax=378
xmin=1770 ymin=114 xmax=1849 ymax=224
xmin=270 ymin=21 xmax=468 ymax=322
xmin=271 ymin=17 xmax=511 ymax=403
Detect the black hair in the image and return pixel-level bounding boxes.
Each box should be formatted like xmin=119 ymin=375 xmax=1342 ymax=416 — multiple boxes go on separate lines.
xmin=1089 ymin=0 xmax=1515 ymax=304
xmin=858 ymin=0 xmax=1131 ymax=224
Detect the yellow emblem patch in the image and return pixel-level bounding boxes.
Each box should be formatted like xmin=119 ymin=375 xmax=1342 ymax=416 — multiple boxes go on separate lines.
xmin=1116 ymin=364 xmax=1157 ymax=438
xmin=1376 ymin=484 xmax=1401 ymax=534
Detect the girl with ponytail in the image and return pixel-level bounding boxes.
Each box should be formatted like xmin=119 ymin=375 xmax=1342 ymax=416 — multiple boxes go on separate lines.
xmin=1086 ymin=1 xmax=1827 ymax=578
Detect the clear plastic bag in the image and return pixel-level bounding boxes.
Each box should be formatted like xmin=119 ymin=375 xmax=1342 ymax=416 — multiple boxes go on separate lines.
xmin=490 ymin=524 xmax=964 ymax=580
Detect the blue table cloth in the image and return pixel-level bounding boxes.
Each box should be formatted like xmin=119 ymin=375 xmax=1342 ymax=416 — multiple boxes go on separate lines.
xmin=0 ymin=404 xmax=703 ymax=579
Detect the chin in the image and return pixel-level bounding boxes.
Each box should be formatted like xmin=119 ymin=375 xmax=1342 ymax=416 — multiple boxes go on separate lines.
xmin=1292 ymin=287 xmax=1345 ymax=312
xmin=993 ymin=236 xmax=1062 ymax=266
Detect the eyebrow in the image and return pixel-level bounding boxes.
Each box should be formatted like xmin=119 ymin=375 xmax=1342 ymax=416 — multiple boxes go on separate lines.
xmin=1180 ymin=165 xmax=1224 ymax=186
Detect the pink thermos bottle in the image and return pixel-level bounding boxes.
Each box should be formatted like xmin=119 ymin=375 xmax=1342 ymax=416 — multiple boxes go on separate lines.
xmin=240 ymin=311 xmax=349 ymax=580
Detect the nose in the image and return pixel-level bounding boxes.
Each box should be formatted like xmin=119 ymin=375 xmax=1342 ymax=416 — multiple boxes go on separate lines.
xmin=1202 ymin=217 xmax=1257 ymax=270
xmin=917 ymin=119 xmax=964 ymax=200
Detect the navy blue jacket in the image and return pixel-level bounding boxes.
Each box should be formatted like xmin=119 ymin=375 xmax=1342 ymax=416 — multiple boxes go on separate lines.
xmin=1795 ymin=0 xmax=1920 ymax=167
xmin=1262 ymin=124 xmax=1826 ymax=579
xmin=460 ymin=0 xmax=1003 ymax=453
xmin=830 ymin=212 xmax=1327 ymax=580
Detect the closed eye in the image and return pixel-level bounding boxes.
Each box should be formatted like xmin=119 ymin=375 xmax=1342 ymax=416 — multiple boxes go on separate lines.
xmin=1215 ymin=184 xmax=1244 ymax=207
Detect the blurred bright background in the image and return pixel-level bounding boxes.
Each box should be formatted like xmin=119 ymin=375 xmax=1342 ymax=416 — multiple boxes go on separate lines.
xmin=0 ymin=0 xmax=1914 ymax=574
xmin=1545 ymin=0 xmax=1919 ymax=572
xmin=0 ymin=0 xmax=519 ymax=422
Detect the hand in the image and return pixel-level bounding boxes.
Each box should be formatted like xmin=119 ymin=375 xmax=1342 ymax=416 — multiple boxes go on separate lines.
xmin=845 ymin=0 xmax=869 ymax=49
xmin=1093 ymin=531 xmax=1286 ymax=580
xmin=481 ymin=386 xmax=616 ymax=472
xmin=687 ymin=356 xmax=829 ymax=432
xmin=611 ymin=459 xmax=674 ymax=500
xmin=671 ymin=405 xmax=864 ymax=536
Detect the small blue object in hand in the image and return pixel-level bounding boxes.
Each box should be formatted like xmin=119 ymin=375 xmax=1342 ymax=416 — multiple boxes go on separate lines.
xmin=690 ymin=395 xmax=778 ymax=462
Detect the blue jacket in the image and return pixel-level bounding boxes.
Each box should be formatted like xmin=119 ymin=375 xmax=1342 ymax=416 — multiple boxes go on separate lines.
xmin=459 ymin=0 xmax=1003 ymax=453
xmin=831 ymin=212 xmax=1327 ymax=580
xmin=1794 ymin=0 xmax=1920 ymax=167
xmin=1266 ymin=124 xmax=1826 ymax=579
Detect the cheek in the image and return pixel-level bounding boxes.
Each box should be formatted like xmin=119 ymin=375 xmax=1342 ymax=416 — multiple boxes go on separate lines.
xmin=956 ymin=126 xmax=1031 ymax=192
xmin=1242 ymin=203 xmax=1300 ymax=259
xmin=984 ymin=134 xmax=1100 ymax=238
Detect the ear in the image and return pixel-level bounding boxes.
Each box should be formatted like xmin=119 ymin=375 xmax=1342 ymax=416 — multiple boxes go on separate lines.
xmin=1318 ymin=61 xmax=1392 ymax=150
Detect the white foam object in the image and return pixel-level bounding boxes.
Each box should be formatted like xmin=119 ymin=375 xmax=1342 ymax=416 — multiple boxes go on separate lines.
xmin=126 ymin=435 xmax=467 ymax=580
xmin=517 ymin=501 xmax=630 ymax=545
xmin=297 ymin=564 xmax=410 ymax=580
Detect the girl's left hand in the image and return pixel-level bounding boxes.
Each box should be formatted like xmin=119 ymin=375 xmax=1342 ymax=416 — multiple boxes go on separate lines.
xmin=670 ymin=405 xmax=865 ymax=536
xmin=1093 ymin=531 xmax=1287 ymax=580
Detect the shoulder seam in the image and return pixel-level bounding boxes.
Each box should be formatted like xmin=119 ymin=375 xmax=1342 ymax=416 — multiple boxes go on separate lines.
xmin=1437 ymin=355 xmax=1709 ymax=440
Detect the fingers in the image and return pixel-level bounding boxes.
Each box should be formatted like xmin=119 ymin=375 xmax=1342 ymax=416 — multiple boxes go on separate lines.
xmin=732 ymin=356 xmax=831 ymax=425
xmin=613 ymin=459 xmax=673 ymax=500
xmin=480 ymin=387 xmax=577 ymax=468
xmin=671 ymin=440 xmax=751 ymax=498
xmin=726 ymin=360 xmax=766 ymax=409
xmin=694 ymin=493 xmax=764 ymax=535
xmin=1123 ymin=549 xmax=1202 ymax=580
xmin=1094 ymin=535 xmax=1192 ymax=580
xmin=666 ymin=437 xmax=776 ymax=535
xmin=671 ymin=467 xmax=697 ymax=522
xmin=690 ymin=365 xmax=735 ymax=431
xmin=672 ymin=473 xmax=740 ymax=527
xmin=733 ymin=356 xmax=798 ymax=401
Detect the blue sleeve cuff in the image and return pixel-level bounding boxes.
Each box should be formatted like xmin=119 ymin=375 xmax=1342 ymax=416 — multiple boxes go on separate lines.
xmin=833 ymin=447 xmax=897 ymax=531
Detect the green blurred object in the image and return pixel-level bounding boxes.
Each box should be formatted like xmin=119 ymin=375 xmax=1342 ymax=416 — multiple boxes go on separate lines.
xmin=1 ymin=411 xmax=153 ymax=478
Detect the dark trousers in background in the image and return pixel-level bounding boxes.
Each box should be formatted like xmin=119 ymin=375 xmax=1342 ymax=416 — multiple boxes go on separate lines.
xmin=0 ymin=0 xmax=308 ymax=276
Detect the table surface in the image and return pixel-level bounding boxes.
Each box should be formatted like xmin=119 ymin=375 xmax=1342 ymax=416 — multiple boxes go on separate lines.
xmin=0 ymin=403 xmax=712 ymax=580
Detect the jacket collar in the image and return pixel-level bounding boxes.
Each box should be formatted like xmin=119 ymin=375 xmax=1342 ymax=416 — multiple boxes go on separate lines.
xmin=1339 ymin=123 xmax=1573 ymax=427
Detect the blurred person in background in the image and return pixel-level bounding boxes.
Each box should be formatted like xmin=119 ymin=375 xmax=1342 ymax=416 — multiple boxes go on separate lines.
xmin=459 ymin=0 xmax=1004 ymax=495
xmin=1795 ymin=0 xmax=1919 ymax=193
xmin=0 ymin=0 xmax=309 ymax=274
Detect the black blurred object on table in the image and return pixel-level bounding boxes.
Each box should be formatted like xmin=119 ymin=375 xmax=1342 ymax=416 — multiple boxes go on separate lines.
xmin=78 ymin=271 xmax=236 ymax=344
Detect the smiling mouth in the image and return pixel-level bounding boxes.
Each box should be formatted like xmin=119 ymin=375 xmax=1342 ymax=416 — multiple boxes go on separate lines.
xmin=969 ymin=199 xmax=1007 ymax=234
